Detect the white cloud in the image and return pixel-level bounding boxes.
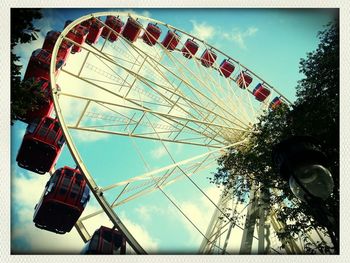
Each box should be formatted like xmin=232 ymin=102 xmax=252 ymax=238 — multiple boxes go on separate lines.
xmin=190 ymin=20 xmax=216 ymax=42
xmin=119 ymin=211 xmax=159 ymax=253
xmin=151 ymin=145 xmax=168 ymax=159
xmin=223 ymin=27 xmax=259 ymax=49
xmin=11 ymin=169 xmax=48 ymax=207
xmin=177 ymin=186 xmax=222 ymax=244
xmin=11 ymin=169 xmax=84 ymax=254
xmin=11 ymin=167 xmax=159 ymax=254
xmin=135 ymin=206 xmax=152 ymax=221
xmin=189 ymin=20 xmax=258 ymax=50
xmin=161 ymin=185 xmax=250 ymax=253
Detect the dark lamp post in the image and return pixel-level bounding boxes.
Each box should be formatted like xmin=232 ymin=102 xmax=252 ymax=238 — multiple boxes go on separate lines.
xmin=289 ymin=164 xmax=334 ymax=202
xmin=272 ymin=136 xmax=338 ymax=253
xmin=272 ymin=136 xmax=333 ymax=201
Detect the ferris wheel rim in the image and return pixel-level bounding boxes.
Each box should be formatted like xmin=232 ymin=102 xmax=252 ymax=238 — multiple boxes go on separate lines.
xmin=52 ymin=11 xmax=292 ymax=104
xmin=49 ymin=11 xmax=291 ymax=254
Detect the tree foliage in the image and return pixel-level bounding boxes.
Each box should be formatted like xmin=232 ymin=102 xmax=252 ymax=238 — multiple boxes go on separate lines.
xmin=212 ymin=21 xmax=339 ymax=254
xmin=11 ymin=8 xmax=43 ymax=125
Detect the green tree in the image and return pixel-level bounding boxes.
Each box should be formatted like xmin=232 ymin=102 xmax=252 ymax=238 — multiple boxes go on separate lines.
xmin=212 ymin=21 xmax=339 ymax=254
xmin=11 ymin=8 xmax=43 ymax=125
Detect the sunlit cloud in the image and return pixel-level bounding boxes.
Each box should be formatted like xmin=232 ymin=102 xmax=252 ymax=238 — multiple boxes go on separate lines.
xmin=118 ymin=211 xmax=159 ymax=253
xmin=222 ymin=27 xmax=259 ymax=49
xmin=11 ymin=166 xmax=159 ymax=254
xmin=190 ymin=20 xmax=216 ymax=42
xmin=151 ymin=145 xmax=168 ymax=159
xmin=189 ymin=19 xmax=258 ymax=50
xmin=11 ymin=168 xmax=84 ymax=254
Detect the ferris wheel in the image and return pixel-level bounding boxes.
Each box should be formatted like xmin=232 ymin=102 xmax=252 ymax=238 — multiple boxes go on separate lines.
xmin=41 ymin=11 xmax=295 ymax=254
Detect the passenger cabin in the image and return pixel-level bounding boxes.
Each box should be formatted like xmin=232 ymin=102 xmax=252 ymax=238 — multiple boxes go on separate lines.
xmin=181 ymin=39 xmax=199 ymax=59
xmin=200 ymin=49 xmax=217 ymax=68
xmin=81 ymin=226 xmax=126 ymax=254
xmin=236 ymin=71 xmax=253 ymax=89
xmin=81 ymin=18 xmax=104 ymax=45
xmin=253 ymin=83 xmax=271 ymax=102
xmin=42 ymin=30 xmax=73 ymax=51
xmin=219 ymin=59 xmax=235 ymax=78
xmin=142 ymin=23 xmax=162 ymax=46
xmin=56 ymin=41 xmax=72 ymax=64
xmin=18 ymin=77 xmax=54 ymax=123
xmin=269 ymin=96 xmax=282 ymax=110
xmin=121 ymin=18 xmax=142 ymax=42
xmin=101 ymin=16 xmax=124 ymax=42
xmin=64 ymin=20 xmax=89 ymax=53
xmin=42 ymin=31 xmax=72 ymax=64
xmin=42 ymin=31 xmax=61 ymax=52
xmin=16 ymin=116 xmax=65 ymax=174
xmin=161 ymin=30 xmax=180 ymax=51
xmin=33 ymin=166 xmax=90 ymax=234
xmin=24 ymin=49 xmax=64 ymax=81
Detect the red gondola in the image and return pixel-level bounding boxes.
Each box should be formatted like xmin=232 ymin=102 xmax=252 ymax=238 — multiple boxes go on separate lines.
xmin=42 ymin=31 xmax=73 ymax=52
xmin=16 ymin=116 xmax=65 ymax=174
xmin=24 ymin=49 xmax=64 ymax=81
xmin=121 ymin=18 xmax=142 ymax=42
xmin=64 ymin=20 xmax=89 ymax=54
xmin=219 ymin=59 xmax=235 ymax=78
xmin=57 ymin=41 xmax=72 ymax=64
xmin=269 ymin=96 xmax=282 ymax=109
xmin=253 ymin=83 xmax=271 ymax=102
xmin=200 ymin=49 xmax=217 ymax=68
xmin=42 ymin=31 xmax=72 ymax=64
xmin=142 ymin=23 xmax=161 ymax=46
xmin=235 ymin=71 xmax=253 ymax=89
xmin=18 ymin=77 xmax=54 ymax=123
xmin=101 ymin=16 xmax=124 ymax=42
xmin=81 ymin=18 xmax=104 ymax=45
xmin=81 ymin=226 xmax=126 ymax=254
xmin=33 ymin=166 xmax=90 ymax=234
xmin=161 ymin=30 xmax=180 ymax=51
xmin=181 ymin=38 xmax=199 ymax=59
xmin=42 ymin=31 xmax=61 ymax=52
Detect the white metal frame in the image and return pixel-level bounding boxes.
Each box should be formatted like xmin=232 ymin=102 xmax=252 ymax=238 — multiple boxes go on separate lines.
xmin=50 ymin=11 xmax=293 ymax=254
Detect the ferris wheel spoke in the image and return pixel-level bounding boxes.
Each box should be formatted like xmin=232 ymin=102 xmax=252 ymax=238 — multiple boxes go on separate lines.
xmin=158 ymin=46 xmax=234 ymax=117
xmin=101 ymin=140 xmax=244 ymax=193
xmin=192 ymin=44 xmax=253 ymax=125
xmin=141 ymin=58 xmax=251 ymax=134
xmin=60 ymin=91 xmax=244 ymax=136
xmin=46 ymin=12 xmax=295 ymax=254
xmin=58 ymin=91 xmax=248 ymax=148
xmin=104 ymin=32 xmax=248 ymax=131
xmin=61 ymin=62 xmax=251 ymax=141
xmin=158 ymin=52 xmax=232 ymax=120
xmin=70 ymin=36 xmax=252 ymax=136
xmin=154 ymin=46 xmax=252 ymax=131
xmin=78 ymin=150 xmax=219 ymax=223
xmin=234 ymin=64 xmax=260 ymax=122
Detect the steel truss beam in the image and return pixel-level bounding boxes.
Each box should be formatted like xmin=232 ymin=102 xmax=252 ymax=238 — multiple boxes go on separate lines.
xmin=50 ymin=11 xmax=293 ymax=254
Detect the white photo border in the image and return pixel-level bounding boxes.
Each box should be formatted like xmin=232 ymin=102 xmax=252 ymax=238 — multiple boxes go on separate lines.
xmin=1 ymin=0 xmax=349 ymax=262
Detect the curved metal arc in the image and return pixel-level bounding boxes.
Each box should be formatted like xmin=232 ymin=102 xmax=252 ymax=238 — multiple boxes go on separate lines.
xmin=123 ymin=12 xmax=292 ymax=106
xmin=50 ymin=11 xmax=292 ymax=254
xmin=58 ymin=42 xmax=240 ymax=140
xmin=58 ymin=68 xmax=233 ymax=146
xmin=84 ymin=33 xmax=248 ymax=133
xmin=76 ymin=11 xmax=291 ymax=105
xmin=50 ymin=15 xmax=147 ymax=254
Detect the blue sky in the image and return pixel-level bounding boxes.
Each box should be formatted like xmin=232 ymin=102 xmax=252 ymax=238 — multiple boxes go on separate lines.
xmin=11 ymin=8 xmax=338 ymax=254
